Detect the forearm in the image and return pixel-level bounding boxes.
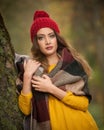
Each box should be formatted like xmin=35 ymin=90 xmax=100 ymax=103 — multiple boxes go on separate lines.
xmin=62 ymin=91 xmax=89 ymax=111
xmin=49 ymin=85 xmax=89 ymax=111
xmin=49 ymin=84 xmax=67 ymax=100
xmin=22 ymin=72 xmax=32 ymax=94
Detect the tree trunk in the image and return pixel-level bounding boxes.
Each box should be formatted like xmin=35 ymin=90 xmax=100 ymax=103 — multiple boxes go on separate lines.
xmin=0 ymin=13 xmax=23 ymax=130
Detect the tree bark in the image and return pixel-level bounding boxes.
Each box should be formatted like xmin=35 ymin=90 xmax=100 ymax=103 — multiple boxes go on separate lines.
xmin=0 ymin=13 xmax=23 ymax=130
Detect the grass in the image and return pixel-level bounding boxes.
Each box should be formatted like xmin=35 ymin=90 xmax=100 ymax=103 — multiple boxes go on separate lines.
xmin=88 ymin=102 xmax=104 ymax=130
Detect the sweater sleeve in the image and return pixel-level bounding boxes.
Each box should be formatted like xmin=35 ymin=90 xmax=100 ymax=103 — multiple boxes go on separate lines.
xmin=61 ymin=91 xmax=89 ymax=111
xmin=18 ymin=91 xmax=33 ymax=115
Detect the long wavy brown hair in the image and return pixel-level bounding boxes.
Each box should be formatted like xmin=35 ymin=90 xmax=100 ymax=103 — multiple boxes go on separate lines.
xmin=31 ymin=32 xmax=92 ymax=77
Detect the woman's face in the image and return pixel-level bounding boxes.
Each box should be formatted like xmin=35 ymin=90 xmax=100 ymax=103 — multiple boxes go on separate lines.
xmin=36 ymin=27 xmax=58 ymax=57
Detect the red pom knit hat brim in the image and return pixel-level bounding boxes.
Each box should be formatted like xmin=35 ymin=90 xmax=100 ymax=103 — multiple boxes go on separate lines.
xmin=30 ymin=10 xmax=60 ymax=43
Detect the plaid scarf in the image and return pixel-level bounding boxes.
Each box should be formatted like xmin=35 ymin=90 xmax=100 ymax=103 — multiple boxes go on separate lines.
xmin=15 ymin=48 xmax=91 ymax=130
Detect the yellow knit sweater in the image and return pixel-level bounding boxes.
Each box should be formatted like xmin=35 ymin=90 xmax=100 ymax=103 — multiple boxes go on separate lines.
xmin=18 ymin=65 xmax=98 ymax=130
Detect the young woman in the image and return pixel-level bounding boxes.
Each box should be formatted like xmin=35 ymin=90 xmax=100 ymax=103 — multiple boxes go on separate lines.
xmin=17 ymin=10 xmax=98 ymax=130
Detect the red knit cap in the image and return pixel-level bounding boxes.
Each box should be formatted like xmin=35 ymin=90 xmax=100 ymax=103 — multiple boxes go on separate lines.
xmin=30 ymin=10 xmax=60 ymax=43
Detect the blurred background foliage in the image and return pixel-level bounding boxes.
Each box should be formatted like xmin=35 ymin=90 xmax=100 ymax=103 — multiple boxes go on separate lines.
xmin=0 ymin=0 xmax=104 ymax=129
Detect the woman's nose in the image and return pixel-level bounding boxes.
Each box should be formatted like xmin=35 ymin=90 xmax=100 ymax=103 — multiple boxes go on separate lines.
xmin=45 ymin=37 xmax=50 ymax=44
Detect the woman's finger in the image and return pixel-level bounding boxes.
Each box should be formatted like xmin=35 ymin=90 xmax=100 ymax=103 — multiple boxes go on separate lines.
xmin=42 ymin=74 xmax=49 ymax=79
xmin=32 ymin=76 xmax=41 ymax=81
xmin=23 ymin=60 xmax=27 ymax=68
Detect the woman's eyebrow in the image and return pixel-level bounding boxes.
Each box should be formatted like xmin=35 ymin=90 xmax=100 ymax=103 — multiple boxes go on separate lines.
xmin=37 ymin=34 xmax=45 ymax=37
xmin=37 ymin=32 xmax=54 ymax=36
xmin=48 ymin=32 xmax=54 ymax=35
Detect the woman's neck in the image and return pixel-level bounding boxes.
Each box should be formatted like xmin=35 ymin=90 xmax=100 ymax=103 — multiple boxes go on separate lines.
xmin=46 ymin=54 xmax=60 ymax=65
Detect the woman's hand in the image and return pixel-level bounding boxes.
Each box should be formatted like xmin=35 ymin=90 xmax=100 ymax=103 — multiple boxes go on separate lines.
xmin=22 ymin=59 xmax=41 ymax=94
xmin=31 ymin=74 xmax=67 ymax=100
xmin=24 ymin=59 xmax=41 ymax=78
xmin=31 ymin=74 xmax=53 ymax=93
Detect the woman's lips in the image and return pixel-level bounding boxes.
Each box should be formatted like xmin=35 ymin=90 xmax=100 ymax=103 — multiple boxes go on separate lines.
xmin=46 ymin=46 xmax=53 ymax=50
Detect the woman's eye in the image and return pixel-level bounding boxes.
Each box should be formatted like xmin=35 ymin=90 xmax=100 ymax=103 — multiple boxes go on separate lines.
xmin=50 ymin=34 xmax=55 ymax=38
xmin=37 ymin=37 xmax=43 ymax=40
